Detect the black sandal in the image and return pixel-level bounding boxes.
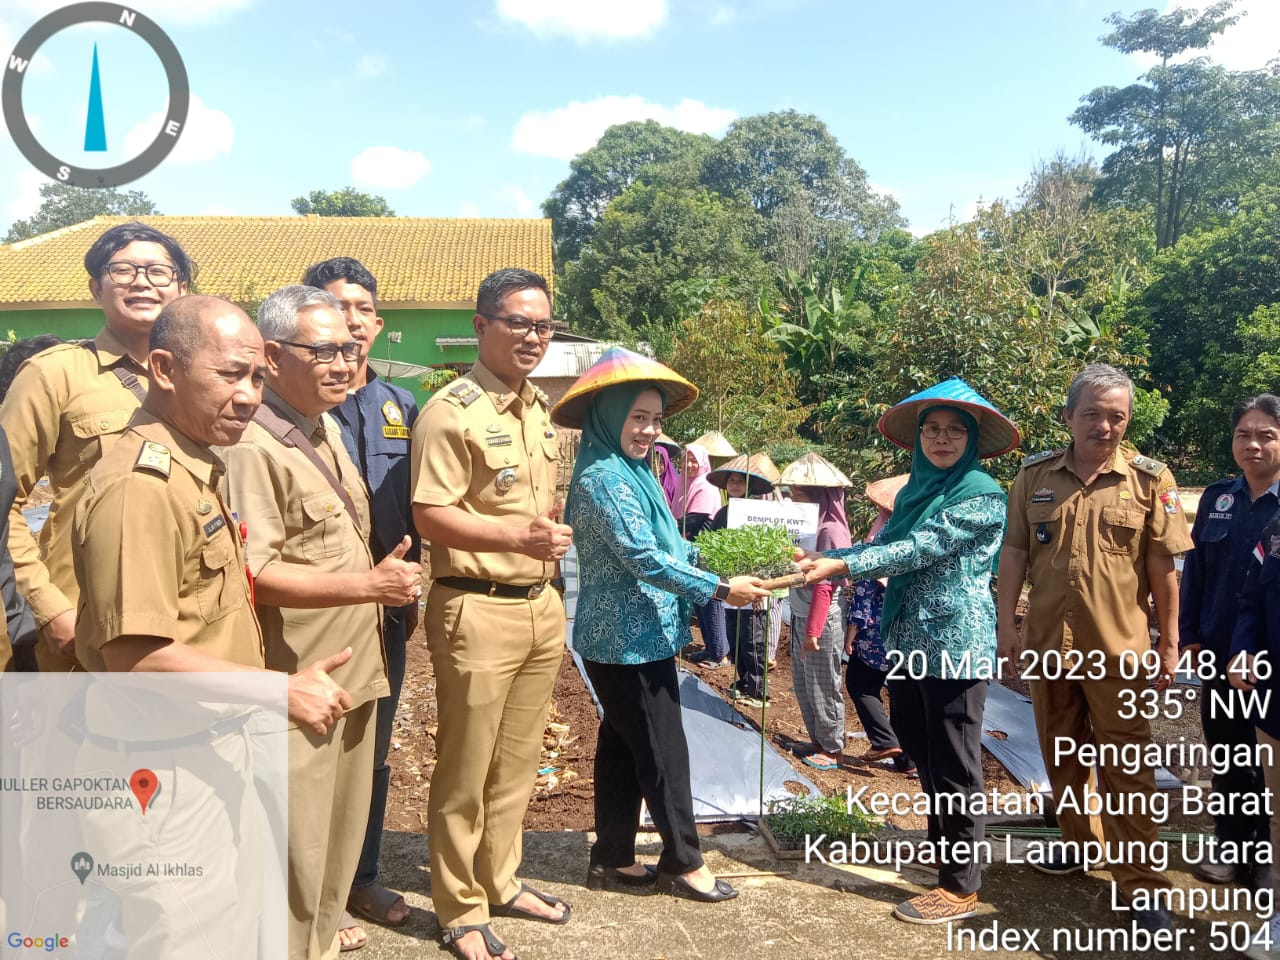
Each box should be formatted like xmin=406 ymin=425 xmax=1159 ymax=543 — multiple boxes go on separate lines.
xmin=487 ymin=883 xmax=572 ymax=925
xmin=440 ymin=923 xmax=516 ymax=959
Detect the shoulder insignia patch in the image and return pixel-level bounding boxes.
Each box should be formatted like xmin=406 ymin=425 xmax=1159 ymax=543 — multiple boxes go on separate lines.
xmin=531 ymin=384 xmax=550 ymax=406
xmin=134 ymin=440 xmax=171 ymax=478
xmin=446 ymin=379 xmax=482 ymax=408
xmin=1128 ymin=453 xmax=1167 ymax=477
xmin=1021 ymin=450 xmax=1057 ymax=467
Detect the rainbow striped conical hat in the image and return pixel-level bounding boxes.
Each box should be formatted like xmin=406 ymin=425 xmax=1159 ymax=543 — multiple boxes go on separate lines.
xmin=550 ymin=346 xmax=698 ymax=429
xmin=877 ymin=377 xmax=1020 ymax=459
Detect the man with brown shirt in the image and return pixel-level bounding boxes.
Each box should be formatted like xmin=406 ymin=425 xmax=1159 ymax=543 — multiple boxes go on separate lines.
xmin=2 ymin=222 xmax=194 ymax=670
xmin=73 ymin=295 xmax=355 ymax=958
xmin=413 ymin=268 xmax=573 ymax=960
xmin=997 ymin=363 xmax=1193 ymax=931
xmin=218 ymin=285 xmax=419 ymax=960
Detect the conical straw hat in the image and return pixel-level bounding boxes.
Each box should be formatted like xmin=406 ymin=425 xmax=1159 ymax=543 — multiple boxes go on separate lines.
xmin=779 ymin=452 xmax=853 ymax=488
xmin=655 ymin=433 xmax=681 ymax=456
xmin=551 ymin=346 xmax=698 ymax=429
xmin=748 ymin=452 xmax=782 ymax=486
xmin=865 ymin=474 xmax=910 ymax=512
xmin=690 ymin=430 xmax=737 ymax=458
xmin=877 ymin=377 xmax=1021 ymax=459
xmin=706 ymin=454 xmax=775 ymax=496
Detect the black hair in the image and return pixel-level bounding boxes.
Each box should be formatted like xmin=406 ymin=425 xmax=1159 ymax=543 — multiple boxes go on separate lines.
xmin=475 ymin=268 xmax=550 ymax=317
xmin=0 ymin=335 xmax=62 ymax=401
xmin=83 ymin=222 xmax=196 ymax=285
xmin=301 ymin=256 xmax=378 ymax=301
xmin=1232 ymin=394 xmax=1280 ymax=430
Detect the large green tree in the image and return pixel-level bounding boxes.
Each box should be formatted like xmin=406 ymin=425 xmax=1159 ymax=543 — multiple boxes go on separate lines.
xmin=1070 ymin=1 xmax=1280 ymax=249
xmin=1138 ymin=185 xmax=1280 ymax=472
xmin=558 ymin=182 xmax=766 ymax=336
xmin=290 ymin=187 xmax=394 ymax=217
xmin=5 ymin=183 xmax=159 ymax=242
xmin=542 ymin=120 xmax=714 ymax=267
xmin=699 ymin=110 xmax=903 ymax=269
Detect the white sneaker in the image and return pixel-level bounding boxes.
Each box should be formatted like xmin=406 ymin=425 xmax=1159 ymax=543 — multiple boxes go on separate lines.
xmin=1242 ymin=915 xmax=1280 ymax=960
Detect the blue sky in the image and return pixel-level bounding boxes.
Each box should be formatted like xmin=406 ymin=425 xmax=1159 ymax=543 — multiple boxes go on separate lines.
xmin=2 ymin=0 xmax=1276 ymax=238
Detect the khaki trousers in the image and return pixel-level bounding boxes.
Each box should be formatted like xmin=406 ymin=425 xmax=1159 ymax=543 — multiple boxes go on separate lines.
xmin=426 ymin=585 xmax=565 ymax=929
xmin=1029 ymin=674 xmax=1172 ymax=897
xmin=287 ymin=700 xmax=375 ymax=960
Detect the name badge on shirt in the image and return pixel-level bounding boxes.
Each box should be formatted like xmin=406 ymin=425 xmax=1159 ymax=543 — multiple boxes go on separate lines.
xmin=486 ymin=434 xmax=513 ymax=447
xmin=382 ymin=425 xmax=410 ymax=439
xmin=203 ymin=515 xmax=226 ymax=537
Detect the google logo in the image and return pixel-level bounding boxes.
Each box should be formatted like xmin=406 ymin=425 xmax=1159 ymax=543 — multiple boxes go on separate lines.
xmin=5 ymin=932 xmax=69 ymax=951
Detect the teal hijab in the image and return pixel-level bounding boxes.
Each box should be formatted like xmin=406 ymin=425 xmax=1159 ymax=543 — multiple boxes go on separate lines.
xmin=877 ymin=405 xmax=1002 ymax=631
xmin=568 ymin=380 xmax=683 ymax=557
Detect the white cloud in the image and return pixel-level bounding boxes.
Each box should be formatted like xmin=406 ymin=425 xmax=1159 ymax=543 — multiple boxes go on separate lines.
xmin=511 ymin=95 xmax=736 ymax=160
xmin=496 ymin=184 xmax=536 ymax=217
xmin=122 ymin=93 xmax=234 ymax=164
xmin=4 ymin=168 xmax=49 ymax=222
xmin=459 ymin=201 xmax=482 ymax=217
xmin=0 ymin=18 xmax=54 ymax=77
xmin=356 ymin=54 xmax=389 ymax=78
xmin=7 ymin=0 xmax=253 ymax=24
xmin=495 ymin=0 xmax=667 ymax=41
xmin=1129 ymin=0 xmax=1279 ymax=70
xmin=350 ymin=146 xmax=431 ymax=190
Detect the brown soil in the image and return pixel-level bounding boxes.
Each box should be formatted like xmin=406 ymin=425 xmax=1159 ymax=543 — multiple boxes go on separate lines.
xmin=385 ymin=617 xmax=1032 ymax=835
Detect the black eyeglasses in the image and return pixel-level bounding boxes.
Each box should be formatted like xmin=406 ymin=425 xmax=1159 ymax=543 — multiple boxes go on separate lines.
xmin=920 ymin=423 xmax=969 ymax=440
xmin=480 ymin=313 xmax=554 ymax=340
xmin=276 ymin=340 xmax=361 ymax=363
xmin=104 ymin=261 xmax=178 ymax=287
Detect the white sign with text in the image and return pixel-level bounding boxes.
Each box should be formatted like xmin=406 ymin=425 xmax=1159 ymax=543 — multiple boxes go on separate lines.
xmin=726 ymin=498 xmax=819 ymax=550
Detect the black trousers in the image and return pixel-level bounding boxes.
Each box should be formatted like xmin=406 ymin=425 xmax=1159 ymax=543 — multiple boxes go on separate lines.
xmin=846 ymin=656 xmax=902 ymax=752
xmin=726 ymin=606 xmax=766 ymax=698
xmin=888 ymin=676 xmax=988 ymax=896
xmin=1201 ymin=673 xmax=1270 ymax=847
xmin=582 ymin=657 xmax=704 ymax=875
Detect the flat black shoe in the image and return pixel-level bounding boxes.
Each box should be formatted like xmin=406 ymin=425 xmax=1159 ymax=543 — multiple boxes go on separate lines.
xmin=585 ymin=862 xmax=658 ymax=890
xmin=655 ymin=872 xmax=738 ymax=902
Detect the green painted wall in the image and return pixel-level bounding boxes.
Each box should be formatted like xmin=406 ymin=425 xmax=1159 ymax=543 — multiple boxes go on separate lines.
xmin=0 ymin=306 xmax=478 ymax=406
xmin=1 ymin=308 xmax=104 ymax=341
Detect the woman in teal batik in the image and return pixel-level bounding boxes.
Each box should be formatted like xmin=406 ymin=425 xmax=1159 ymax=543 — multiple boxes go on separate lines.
xmin=801 ymin=377 xmax=1020 ymax=927
xmin=551 ymin=347 xmax=766 ymax=904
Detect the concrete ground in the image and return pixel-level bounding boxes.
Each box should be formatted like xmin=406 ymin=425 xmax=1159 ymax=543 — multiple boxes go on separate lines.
xmin=358 ymin=828 xmax=1263 ymax=960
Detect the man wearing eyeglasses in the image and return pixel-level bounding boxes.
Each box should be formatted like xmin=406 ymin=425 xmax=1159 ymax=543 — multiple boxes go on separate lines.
xmin=217 ymin=284 xmax=421 ymax=959
xmin=0 ymin=221 xmax=193 ymax=671
xmin=412 ymin=268 xmax=573 ymax=960
xmin=302 ymin=256 xmax=419 ymax=940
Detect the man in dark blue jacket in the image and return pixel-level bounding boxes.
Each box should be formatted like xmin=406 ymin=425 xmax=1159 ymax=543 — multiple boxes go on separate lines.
xmin=1181 ymin=393 xmax=1280 ymax=890
xmin=304 ymin=257 xmax=420 ymax=941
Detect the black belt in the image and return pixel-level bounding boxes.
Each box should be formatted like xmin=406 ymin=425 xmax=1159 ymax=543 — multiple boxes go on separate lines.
xmin=435 ymin=576 xmax=549 ymax=599
xmin=81 ymin=711 xmax=255 ymax=752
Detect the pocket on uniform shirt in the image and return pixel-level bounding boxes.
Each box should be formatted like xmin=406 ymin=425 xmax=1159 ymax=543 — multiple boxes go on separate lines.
xmin=1100 ymin=506 xmax=1144 ymax=555
xmin=197 ymin=536 xmax=245 ymax=624
xmin=68 ymin=407 xmax=134 ymax=464
xmin=299 ymin=491 xmax=349 ymax=561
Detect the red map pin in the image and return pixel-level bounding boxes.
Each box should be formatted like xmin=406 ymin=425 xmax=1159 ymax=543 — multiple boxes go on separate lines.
xmin=129 ymin=769 xmax=158 ymax=814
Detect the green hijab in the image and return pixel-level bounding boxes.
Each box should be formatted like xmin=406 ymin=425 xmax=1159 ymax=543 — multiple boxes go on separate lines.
xmin=877 ymin=405 xmax=1002 ymax=632
xmin=567 ymin=380 xmax=683 ymax=557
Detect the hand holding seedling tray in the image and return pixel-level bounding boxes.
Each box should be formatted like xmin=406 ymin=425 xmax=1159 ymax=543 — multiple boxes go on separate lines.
xmin=694 ymin=524 xmax=806 ymax=589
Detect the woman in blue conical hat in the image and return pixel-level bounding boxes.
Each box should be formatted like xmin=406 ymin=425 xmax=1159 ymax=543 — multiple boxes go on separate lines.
xmin=800 ymin=377 xmax=1020 ymax=927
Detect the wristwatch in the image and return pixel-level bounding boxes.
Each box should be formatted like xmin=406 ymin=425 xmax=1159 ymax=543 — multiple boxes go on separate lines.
xmin=713 ymin=580 xmax=731 ymax=602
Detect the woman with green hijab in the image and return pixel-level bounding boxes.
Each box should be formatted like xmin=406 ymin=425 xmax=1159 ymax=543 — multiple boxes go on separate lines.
xmin=551 ymin=350 xmax=765 ymax=903
xmin=800 ymin=377 xmax=1019 ymax=927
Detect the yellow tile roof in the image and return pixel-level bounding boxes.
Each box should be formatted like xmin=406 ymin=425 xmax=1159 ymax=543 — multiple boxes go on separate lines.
xmin=0 ymin=215 xmax=552 ymax=308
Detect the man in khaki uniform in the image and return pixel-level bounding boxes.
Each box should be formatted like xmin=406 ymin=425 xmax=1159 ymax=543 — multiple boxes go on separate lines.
xmin=218 ymin=285 xmax=419 ymax=960
xmin=413 ymin=268 xmax=574 ymax=960
xmin=72 ymin=295 xmax=355 ymax=958
xmin=997 ymin=363 xmax=1192 ymax=931
xmin=1 ymin=222 xmax=194 ymax=670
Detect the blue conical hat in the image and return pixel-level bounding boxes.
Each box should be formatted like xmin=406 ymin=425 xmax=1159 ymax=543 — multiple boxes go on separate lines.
xmin=877 ymin=377 xmax=1021 ymax=459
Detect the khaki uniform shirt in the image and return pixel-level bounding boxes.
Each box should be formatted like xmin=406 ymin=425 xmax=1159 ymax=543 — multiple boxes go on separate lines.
xmin=0 ymin=329 xmax=147 ymax=627
xmin=411 ymin=361 xmax=559 ymax=584
xmin=73 ymin=413 xmax=265 ymax=736
xmin=1005 ymin=445 xmax=1193 ymax=665
xmin=218 ymin=391 xmax=386 ymax=711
